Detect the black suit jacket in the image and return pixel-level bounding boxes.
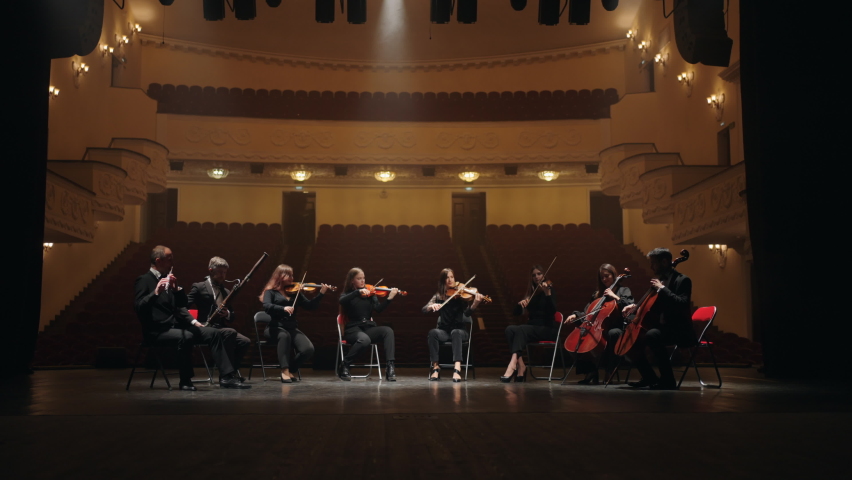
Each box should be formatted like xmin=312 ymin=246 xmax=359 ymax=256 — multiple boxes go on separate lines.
xmin=134 ymin=270 xmax=195 ymax=338
xmin=652 ymin=269 xmax=696 ymax=346
xmin=187 ymin=279 xmax=233 ymax=328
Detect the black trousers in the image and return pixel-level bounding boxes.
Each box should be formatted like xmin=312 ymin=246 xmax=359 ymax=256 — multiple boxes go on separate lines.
xmin=265 ymin=326 xmax=315 ymax=370
xmin=344 ymin=326 xmax=395 ymax=363
xmin=218 ymin=327 xmax=250 ymax=372
xmin=149 ymin=326 xmax=235 ymax=382
xmin=629 ymin=327 xmax=677 ymax=385
xmin=427 ymin=328 xmax=469 ymax=363
xmin=505 ymin=324 xmax=556 ymax=355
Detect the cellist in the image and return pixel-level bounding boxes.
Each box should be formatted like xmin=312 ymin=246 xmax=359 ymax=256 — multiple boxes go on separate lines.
xmin=621 ymin=248 xmax=695 ymax=390
xmin=564 ymin=264 xmax=633 ymax=385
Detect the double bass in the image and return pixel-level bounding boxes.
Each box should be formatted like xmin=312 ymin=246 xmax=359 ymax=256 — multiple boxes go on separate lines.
xmin=612 ymin=250 xmax=689 ymax=356
xmin=563 ymin=269 xmax=631 ymax=355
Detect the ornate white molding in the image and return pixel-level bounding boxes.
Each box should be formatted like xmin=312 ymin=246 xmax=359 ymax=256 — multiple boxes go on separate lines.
xmin=354 ymin=132 xmax=416 ymax=149
xmin=166 ymin=150 xmax=599 ymax=165
xmin=719 ymin=60 xmax=741 ymax=84
xmin=640 ymin=165 xmax=729 ymax=224
xmin=186 ymin=126 xmax=252 ymax=146
xmin=617 ymin=153 xmax=682 ymax=209
xmin=598 ymin=143 xmax=657 ymax=196
xmin=85 ymin=148 xmax=151 ymax=205
xmin=271 ymin=130 xmax=334 ymax=148
xmin=671 ymin=163 xmax=748 ymax=245
xmin=435 ymin=132 xmax=499 ymax=150
xmin=518 ymin=130 xmax=581 ymax=148
xmin=140 ymin=34 xmax=627 ymax=73
xmin=46 ymin=161 xmax=128 ymax=222
xmin=110 ymin=138 xmax=170 ymax=194
xmin=45 ymin=172 xmax=96 ymax=243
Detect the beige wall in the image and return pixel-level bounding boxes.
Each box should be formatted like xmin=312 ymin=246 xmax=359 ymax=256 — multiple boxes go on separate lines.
xmin=40 ymin=206 xmax=141 ymax=330
xmin=176 ymin=184 xmax=283 ymax=225
xmin=485 ymin=186 xmax=589 ymax=226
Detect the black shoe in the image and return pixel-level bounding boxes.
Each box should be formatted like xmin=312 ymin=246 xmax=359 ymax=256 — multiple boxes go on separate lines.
xmin=452 ymin=368 xmax=462 ymax=383
xmin=291 ymin=370 xmax=301 ymax=382
xmin=280 ymin=374 xmax=292 ymax=384
xmin=500 ymin=368 xmax=517 ymax=383
xmin=628 ymin=378 xmax=656 ymax=388
xmin=386 ymin=361 xmax=396 ymax=381
xmin=650 ymin=381 xmax=678 ymax=390
xmin=515 ymin=367 xmax=527 ymax=383
xmin=178 ymin=382 xmax=196 ymax=391
xmin=578 ymin=371 xmax=600 ymax=385
xmin=429 ymin=366 xmax=441 ymax=381
xmin=220 ymin=375 xmax=251 ymax=389
xmin=339 ymin=363 xmax=351 ymax=381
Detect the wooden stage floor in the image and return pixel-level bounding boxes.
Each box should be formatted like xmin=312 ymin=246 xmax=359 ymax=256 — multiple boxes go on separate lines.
xmin=2 ymin=367 xmax=849 ymax=479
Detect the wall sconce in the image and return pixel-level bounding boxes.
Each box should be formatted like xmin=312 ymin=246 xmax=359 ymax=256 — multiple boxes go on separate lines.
xmin=290 ymin=168 xmax=311 ymax=183
xmin=708 ymin=244 xmax=727 ymax=268
xmin=654 ymin=53 xmax=669 ymax=67
xmin=677 ymin=71 xmax=694 ymax=97
xmin=537 ymin=170 xmax=559 ymax=182
xmin=459 ymin=171 xmax=480 ymax=183
xmin=101 ymin=44 xmax=115 ymax=57
xmin=43 ymin=243 xmax=54 ymax=253
xmin=637 ymin=40 xmax=649 ymax=51
xmin=207 ymin=168 xmax=229 ymax=179
xmin=707 ymin=93 xmax=725 ymax=120
xmin=626 ymin=29 xmax=636 ymax=39
xmin=48 ymin=86 xmax=59 ymax=99
xmin=374 ymin=170 xmax=396 ymax=182
xmin=71 ymin=60 xmax=89 ymax=87
xmin=128 ymin=23 xmax=142 ymax=37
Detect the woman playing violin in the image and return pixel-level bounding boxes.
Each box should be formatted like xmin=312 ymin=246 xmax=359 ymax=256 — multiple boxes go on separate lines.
xmin=338 ymin=267 xmax=399 ymax=381
xmin=564 ymin=264 xmax=633 ymax=385
xmin=423 ymin=268 xmax=483 ymax=382
xmin=502 ymin=264 xmax=557 ymax=382
xmin=260 ymin=264 xmax=332 ymax=383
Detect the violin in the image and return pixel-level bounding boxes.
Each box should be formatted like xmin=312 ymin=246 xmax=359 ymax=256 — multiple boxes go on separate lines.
xmin=284 ymin=282 xmax=337 ymax=294
xmin=446 ymin=282 xmax=492 ymax=304
xmin=361 ymin=284 xmax=408 ymax=298
xmin=613 ymin=250 xmax=689 ymax=356
xmin=563 ymin=269 xmax=631 ymax=354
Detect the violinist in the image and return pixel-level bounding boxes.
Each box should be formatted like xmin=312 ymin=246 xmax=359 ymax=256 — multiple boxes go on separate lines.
xmin=564 ymin=264 xmax=633 ymax=385
xmin=259 ymin=264 xmax=332 ymax=383
xmin=502 ymin=265 xmax=557 ymax=383
xmin=621 ymin=248 xmax=695 ymax=390
xmin=423 ymin=268 xmax=483 ymax=382
xmin=338 ymin=268 xmax=399 ymax=381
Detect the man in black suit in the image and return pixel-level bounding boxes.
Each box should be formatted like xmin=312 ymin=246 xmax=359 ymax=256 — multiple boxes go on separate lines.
xmin=187 ymin=256 xmax=251 ymax=379
xmin=622 ymin=248 xmax=696 ymax=390
xmin=133 ymin=246 xmax=249 ymax=390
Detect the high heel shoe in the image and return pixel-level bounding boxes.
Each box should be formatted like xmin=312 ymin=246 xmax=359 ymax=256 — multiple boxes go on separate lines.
xmin=429 ymin=366 xmax=441 ymax=381
xmin=452 ymin=368 xmax=462 ymax=383
xmin=280 ymin=374 xmax=292 ymax=384
xmin=515 ymin=366 xmax=527 ymax=383
xmin=500 ymin=367 xmax=517 ymax=383
xmin=577 ymin=371 xmax=599 ymax=385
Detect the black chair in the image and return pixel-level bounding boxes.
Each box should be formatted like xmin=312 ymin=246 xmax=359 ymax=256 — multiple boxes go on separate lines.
xmin=335 ymin=314 xmax=382 ymax=379
xmin=125 ymin=341 xmax=213 ymax=390
xmin=527 ymin=312 xmax=567 ymax=381
xmin=429 ymin=316 xmax=475 ymax=380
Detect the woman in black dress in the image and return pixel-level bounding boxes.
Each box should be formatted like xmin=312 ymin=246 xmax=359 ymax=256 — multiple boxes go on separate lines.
xmin=338 ymin=267 xmax=399 ymax=381
xmin=260 ymin=264 xmax=331 ymax=383
xmin=502 ymin=264 xmax=557 ymax=382
xmin=565 ymin=263 xmax=634 ymax=384
xmin=423 ymin=268 xmax=483 ymax=382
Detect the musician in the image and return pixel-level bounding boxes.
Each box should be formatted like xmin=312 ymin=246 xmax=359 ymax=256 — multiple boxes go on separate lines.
xmin=502 ymin=265 xmax=557 ymax=383
xmin=133 ymin=246 xmax=249 ymax=390
xmin=621 ymin=248 xmax=695 ymax=390
xmin=564 ymin=264 xmax=633 ymax=384
xmin=338 ymin=268 xmax=399 ymax=381
xmin=423 ymin=268 xmax=483 ymax=382
xmin=260 ymin=264 xmax=331 ymax=383
xmin=187 ymin=256 xmax=251 ymax=381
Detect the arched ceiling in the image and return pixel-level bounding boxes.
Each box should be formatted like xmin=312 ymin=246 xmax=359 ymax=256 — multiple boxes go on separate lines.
xmin=130 ymin=0 xmax=639 ymax=63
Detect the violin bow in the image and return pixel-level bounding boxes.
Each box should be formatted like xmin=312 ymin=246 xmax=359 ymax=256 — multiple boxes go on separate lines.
xmin=438 ymin=274 xmax=476 ymax=310
xmin=527 ymin=256 xmax=557 ymax=303
xmin=290 ymin=271 xmax=308 ymax=315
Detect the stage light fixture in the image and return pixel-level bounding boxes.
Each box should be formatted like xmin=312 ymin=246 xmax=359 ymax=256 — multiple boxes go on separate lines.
xmin=511 ymin=0 xmax=527 ymax=11
xmin=457 ymin=0 xmax=477 ymax=24
xmin=538 ymin=0 xmax=560 ymax=26
xmin=159 ymin=0 xmax=175 ymax=5
xmin=431 ymin=0 xmax=452 ymax=24
xmin=568 ymin=0 xmax=590 ymax=25
xmin=334 ymin=166 xmax=348 ymax=176
xmin=347 ymin=0 xmax=367 ymax=24
xmin=601 ymin=0 xmax=618 ymax=11
xmin=203 ymin=0 xmax=226 ymax=21
xmin=422 ymin=167 xmax=436 ymax=177
xmin=266 ymin=0 xmax=282 ymax=6
xmin=316 ymin=0 xmax=334 ymax=22
xmin=234 ymin=0 xmax=257 ymax=20
xmin=250 ymin=163 xmax=264 ymax=174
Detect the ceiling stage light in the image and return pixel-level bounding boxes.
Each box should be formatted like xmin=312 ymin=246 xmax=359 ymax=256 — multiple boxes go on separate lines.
xmin=601 ymin=0 xmax=618 ymax=11
xmin=431 ymin=0 xmax=452 ymax=24
xmin=457 ymin=0 xmax=477 ymax=24
xmin=511 ymin=0 xmax=527 ymax=11
xmin=347 ymin=0 xmax=367 ymax=24
xmin=203 ymin=0 xmax=226 ymax=21
xmin=568 ymin=0 xmax=590 ymax=25
xmin=538 ymin=0 xmax=560 ymax=26
xmin=266 ymin=0 xmax=282 ymax=6
xmin=234 ymin=0 xmax=257 ymax=20
xmin=316 ymin=0 xmax=334 ymax=23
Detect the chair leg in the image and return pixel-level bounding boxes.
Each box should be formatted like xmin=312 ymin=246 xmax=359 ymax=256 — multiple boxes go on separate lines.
xmin=701 ymin=344 xmax=723 ymax=388
xmin=604 ymin=356 xmax=624 ymax=387
xmin=677 ymin=346 xmax=696 ymax=389
xmin=259 ymin=344 xmax=268 ymax=382
xmin=126 ymin=344 xmax=143 ymax=391
xmin=374 ymin=345 xmax=382 ymax=380
xmin=199 ymin=347 xmax=214 ymax=384
xmin=151 ymin=348 xmax=171 ymax=390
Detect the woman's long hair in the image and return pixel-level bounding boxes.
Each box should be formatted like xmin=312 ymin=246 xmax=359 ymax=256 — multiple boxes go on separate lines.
xmin=525 ymin=264 xmax=546 ymax=300
xmin=339 ymin=267 xmax=364 ymax=318
xmin=258 ymin=264 xmax=293 ymax=302
xmin=593 ymin=263 xmax=618 ymax=299
xmin=437 ymin=268 xmax=454 ymax=301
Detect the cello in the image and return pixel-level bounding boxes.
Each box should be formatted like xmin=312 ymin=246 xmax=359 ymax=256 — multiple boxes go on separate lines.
xmin=563 ymin=269 xmax=632 ymax=355
xmin=612 ymin=249 xmax=689 ymax=357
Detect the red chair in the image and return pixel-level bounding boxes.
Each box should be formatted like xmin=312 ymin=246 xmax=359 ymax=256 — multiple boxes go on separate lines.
xmin=334 ymin=315 xmax=382 ymax=380
xmin=672 ymin=306 xmax=722 ymax=388
xmin=526 ymin=312 xmax=568 ymax=381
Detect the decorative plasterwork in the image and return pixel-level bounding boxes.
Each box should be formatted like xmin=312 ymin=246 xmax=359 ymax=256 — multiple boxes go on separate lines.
xmin=45 ymin=172 xmax=95 ymax=243
xmin=273 ymin=130 xmax=334 ymax=148
xmin=186 ymin=126 xmax=252 ymax=146
xmin=518 ymin=130 xmax=581 ymax=148
xmin=354 ymin=132 xmax=416 ymax=149
xmin=671 ymin=162 xmax=747 ymax=246
xmin=719 ymin=60 xmax=741 ymax=84
xmin=109 ymin=138 xmax=170 ymax=193
xmin=139 ymin=34 xmax=626 ymax=73
xmin=617 ymin=153 xmax=682 ymax=208
xmin=598 ymin=143 xmax=658 ymax=196
xmin=47 ymin=160 xmax=128 ymax=222
xmin=436 ymin=132 xmax=499 ymax=150
xmin=84 ymin=148 xmax=151 ymax=205
xmin=640 ymin=165 xmax=729 ymax=224
xmin=166 ymin=151 xmax=600 ymax=165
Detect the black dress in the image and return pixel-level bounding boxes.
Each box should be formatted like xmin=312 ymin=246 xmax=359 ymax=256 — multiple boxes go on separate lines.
xmin=505 ymin=288 xmax=558 ymax=354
